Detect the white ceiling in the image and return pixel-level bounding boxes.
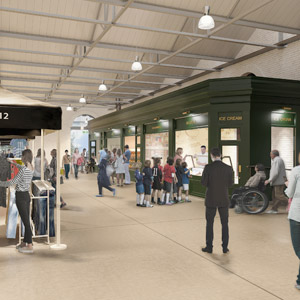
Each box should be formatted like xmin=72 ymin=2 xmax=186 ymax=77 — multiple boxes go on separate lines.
xmin=0 ymin=0 xmax=299 ymax=110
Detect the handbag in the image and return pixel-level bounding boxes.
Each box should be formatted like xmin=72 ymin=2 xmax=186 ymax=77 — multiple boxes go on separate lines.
xmin=106 ymin=165 xmax=114 ymax=177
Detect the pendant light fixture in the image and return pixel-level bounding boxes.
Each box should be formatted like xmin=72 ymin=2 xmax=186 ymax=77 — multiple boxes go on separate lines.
xmin=98 ymin=81 xmax=107 ymax=91
xmin=79 ymin=95 xmax=86 ymax=103
xmin=131 ymin=56 xmax=142 ymax=71
xmin=66 ymin=105 xmax=73 ymax=111
xmin=198 ymin=6 xmax=215 ymax=30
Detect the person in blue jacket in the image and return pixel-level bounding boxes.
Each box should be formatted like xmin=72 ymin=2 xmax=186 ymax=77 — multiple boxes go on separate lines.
xmin=96 ymin=155 xmax=116 ymax=197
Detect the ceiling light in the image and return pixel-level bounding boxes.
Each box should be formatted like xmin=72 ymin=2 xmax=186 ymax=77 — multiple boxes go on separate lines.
xmin=131 ymin=56 xmax=142 ymax=71
xmin=198 ymin=6 xmax=215 ymax=30
xmin=79 ymin=95 xmax=86 ymax=103
xmin=99 ymin=81 xmax=107 ymax=91
xmin=66 ymin=105 xmax=73 ymax=111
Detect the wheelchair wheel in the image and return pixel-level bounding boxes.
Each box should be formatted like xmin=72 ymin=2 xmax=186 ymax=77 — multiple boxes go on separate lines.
xmin=241 ymin=190 xmax=269 ymax=214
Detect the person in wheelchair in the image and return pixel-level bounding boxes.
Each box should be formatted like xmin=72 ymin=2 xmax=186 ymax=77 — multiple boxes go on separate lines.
xmin=230 ymin=164 xmax=266 ymax=208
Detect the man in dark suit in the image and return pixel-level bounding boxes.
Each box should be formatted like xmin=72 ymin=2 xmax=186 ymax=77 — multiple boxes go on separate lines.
xmin=201 ymin=148 xmax=233 ymax=254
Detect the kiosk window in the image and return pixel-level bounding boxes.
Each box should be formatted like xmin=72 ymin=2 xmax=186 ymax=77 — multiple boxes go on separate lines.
xmin=137 ymin=136 xmax=141 ymax=144
xmin=221 ymin=128 xmax=240 ymax=141
xmin=124 ymin=136 xmax=136 ymax=168
xmin=107 ymin=138 xmax=120 ymax=151
xmin=222 ymin=145 xmax=239 ymax=184
xmin=145 ymin=132 xmax=169 ymax=165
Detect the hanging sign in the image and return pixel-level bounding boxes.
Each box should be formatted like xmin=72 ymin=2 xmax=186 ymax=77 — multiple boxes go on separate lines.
xmin=124 ymin=126 xmax=136 ymax=136
xmin=145 ymin=121 xmax=169 ymax=133
xmin=176 ymin=114 xmax=208 ymax=130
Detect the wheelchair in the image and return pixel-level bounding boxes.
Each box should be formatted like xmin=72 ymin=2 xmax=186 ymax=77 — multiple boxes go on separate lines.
xmin=231 ymin=180 xmax=269 ymax=214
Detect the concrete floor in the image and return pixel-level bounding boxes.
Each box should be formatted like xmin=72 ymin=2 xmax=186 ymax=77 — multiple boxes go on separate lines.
xmin=0 ymin=173 xmax=298 ymax=300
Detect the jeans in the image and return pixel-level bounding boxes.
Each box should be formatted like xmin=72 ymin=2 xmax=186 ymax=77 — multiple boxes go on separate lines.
xmin=6 ymin=187 xmax=18 ymax=239
xmin=16 ymin=191 xmax=32 ymax=244
xmin=74 ymin=164 xmax=79 ymax=178
xmin=64 ymin=164 xmax=70 ymax=179
xmin=97 ymin=175 xmax=113 ymax=195
xmin=290 ymin=219 xmax=300 ymax=285
xmin=206 ymin=206 xmax=229 ymax=250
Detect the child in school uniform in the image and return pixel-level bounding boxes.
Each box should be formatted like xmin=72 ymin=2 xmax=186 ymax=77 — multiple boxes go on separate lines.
xmin=182 ymin=161 xmax=192 ymax=203
xmin=134 ymin=162 xmax=145 ymax=207
xmin=175 ymin=158 xmax=184 ymax=203
xmin=151 ymin=157 xmax=163 ymax=205
xmin=143 ymin=160 xmax=153 ymax=208
xmin=161 ymin=157 xmax=176 ymax=205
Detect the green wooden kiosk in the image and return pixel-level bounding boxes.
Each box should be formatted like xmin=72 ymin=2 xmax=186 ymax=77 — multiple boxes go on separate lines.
xmin=88 ymin=76 xmax=300 ymax=197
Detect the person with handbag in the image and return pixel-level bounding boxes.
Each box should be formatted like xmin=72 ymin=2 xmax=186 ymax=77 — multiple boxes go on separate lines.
xmin=285 ymin=152 xmax=300 ymax=290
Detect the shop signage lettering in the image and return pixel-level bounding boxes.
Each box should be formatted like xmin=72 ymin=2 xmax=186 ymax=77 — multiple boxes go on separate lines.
xmin=0 ymin=112 xmax=9 ymax=120
xmin=271 ymin=112 xmax=295 ymax=127
xmin=152 ymin=125 xmax=161 ymax=130
xmin=186 ymin=120 xmax=197 ymax=125
xmin=218 ymin=112 xmax=243 ymax=124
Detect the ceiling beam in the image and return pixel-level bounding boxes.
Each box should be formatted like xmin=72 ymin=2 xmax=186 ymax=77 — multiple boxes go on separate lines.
xmin=0 ymin=31 xmax=232 ymax=62
xmin=86 ymin=0 xmax=300 ymax=35
xmin=0 ymin=8 xmax=282 ymax=49
xmin=0 ymin=47 xmax=219 ymax=71
xmin=0 ymin=70 xmax=173 ymax=86
xmin=0 ymin=59 xmax=185 ymax=79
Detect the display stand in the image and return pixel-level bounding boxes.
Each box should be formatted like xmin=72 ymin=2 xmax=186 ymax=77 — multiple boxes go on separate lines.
xmin=50 ymin=131 xmax=67 ymax=251
xmin=19 ymin=180 xmax=54 ymax=245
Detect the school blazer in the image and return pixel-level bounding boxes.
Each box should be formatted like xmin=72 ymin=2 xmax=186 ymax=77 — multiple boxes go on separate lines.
xmin=201 ymin=160 xmax=233 ymax=208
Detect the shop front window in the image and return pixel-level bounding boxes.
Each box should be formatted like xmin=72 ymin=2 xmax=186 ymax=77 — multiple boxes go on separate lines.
xmin=175 ymin=128 xmax=208 ymax=176
xmin=124 ymin=136 xmax=136 ymax=168
xmin=145 ymin=132 xmax=169 ymax=165
xmin=107 ymin=138 xmax=120 ymax=151
xmin=222 ymin=145 xmax=239 ymax=184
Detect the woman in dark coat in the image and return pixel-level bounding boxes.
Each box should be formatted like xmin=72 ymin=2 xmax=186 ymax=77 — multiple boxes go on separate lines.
xmin=96 ymin=157 xmax=116 ymax=197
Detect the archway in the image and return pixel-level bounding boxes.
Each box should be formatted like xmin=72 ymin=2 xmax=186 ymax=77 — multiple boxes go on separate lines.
xmin=70 ymin=115 xmax=94 ymax=155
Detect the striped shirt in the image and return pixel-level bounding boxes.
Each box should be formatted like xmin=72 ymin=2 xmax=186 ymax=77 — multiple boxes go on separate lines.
xmin=0 ymin=166 xmax=33 ymax=192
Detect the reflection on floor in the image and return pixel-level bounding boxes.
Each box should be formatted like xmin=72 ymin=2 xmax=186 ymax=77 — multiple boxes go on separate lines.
xmin=0 ymin=173 xmax=298 ymax=300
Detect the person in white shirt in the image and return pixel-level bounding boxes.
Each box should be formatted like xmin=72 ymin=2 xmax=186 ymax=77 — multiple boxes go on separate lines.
xmin=285 ymin=152 xmax=300 ymax=290
xmin=194 ymin=145 xmax=208 ymax=170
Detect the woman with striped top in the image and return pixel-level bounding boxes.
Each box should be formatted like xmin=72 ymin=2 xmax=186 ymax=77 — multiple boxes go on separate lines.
xmin=0 ymin=149 xmax=34 ymax=253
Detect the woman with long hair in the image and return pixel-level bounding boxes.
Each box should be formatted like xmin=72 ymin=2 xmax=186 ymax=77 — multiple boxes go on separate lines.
xmin=0 ymin=149 xmax=34 ymax=253
xmin=115 ymin=149 xmax=125 ymax=187
xmin=32 ymin=148 xmax=48 ymax=181
xmin=72 ymin=148 xmax=81 ymax=179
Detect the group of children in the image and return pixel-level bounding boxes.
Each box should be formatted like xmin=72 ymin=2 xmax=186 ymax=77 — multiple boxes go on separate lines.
xmin=134 ymin=157 xmax=192 ymax=208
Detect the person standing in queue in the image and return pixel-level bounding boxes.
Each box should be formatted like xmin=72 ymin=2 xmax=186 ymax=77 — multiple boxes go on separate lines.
xmin=123 ymin=145 xmax=131 ymax=185
xmin=201 ymin=148 xmax=233 ymax=254
xmin=0 ymin=149 xmax=34 ymax=253
xmin=265 ymin=150 xmax=289 ymax=214
xmin=285 ymin=152 xmax=300 ymax=291
xmin=72 ymin=148 xmax=81 ymax=179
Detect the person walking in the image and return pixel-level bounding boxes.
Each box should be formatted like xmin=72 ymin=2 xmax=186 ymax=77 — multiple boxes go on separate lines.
xmin=123 ymin=145 xmax=131 ymax=185
xmin=62 ymin=150 xmax=71 ymax=179
xmin=81 ymin=148 xmax=87 ymax=173
xmin=285 ymin=152 xmax=300 ymax=290
xmin=96 ymin=155 xmax=116 ymax=197
xmin=201 ymin=148 xmax=233 ymax=254
xmin=0 ymin=149 xmax=34 ymax=253
xmin=72 ymin=148 xmax=81 ymax=179
xmin=32 ymin=148 xmax=48 ymax=181
xmin=265 ymin=150 xmax=288 ymax=214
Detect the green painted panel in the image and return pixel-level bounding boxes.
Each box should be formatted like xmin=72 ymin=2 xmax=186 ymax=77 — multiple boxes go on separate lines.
xmin=124 ymin=126 xmax=136 ymax=136
xmin=145 ymin=121 xmax=169 ymax=133
xmin=271 ymin=112 xmax=296 ymax=127
xmin=175 ymin=114 xmax=208 ymax=130
xmin=107 ymin=129 xmax=121 ymax=138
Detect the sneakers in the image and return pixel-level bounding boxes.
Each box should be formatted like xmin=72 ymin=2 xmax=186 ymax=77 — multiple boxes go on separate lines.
xmin=16 ymin=242 xmax=26 ymax=250
xmin=295 ymin=284 xmax=300 ymax=290
xmin=146 ymin=203 xmax=154 ymax=208
xmin=185 ymin=199 xmax=192 ymax=203
xmin=113 ymin=189 xmax=116 ymax=197
xmin=18 ymin=246 xmax=33 ymax=254
xmin=96 ymin=194 xmax=103 ymax=197
xmin=266 ymin=210 xmax=278 ymax=214
xmin=166 ymin=202 xmax=173 ymax=206
xmin=178 ymin=199 xmax=185 ymax=203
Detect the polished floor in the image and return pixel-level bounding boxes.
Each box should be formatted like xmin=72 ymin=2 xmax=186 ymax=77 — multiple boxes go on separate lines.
xmin=0 ymin=173 xmax=298 ymax=300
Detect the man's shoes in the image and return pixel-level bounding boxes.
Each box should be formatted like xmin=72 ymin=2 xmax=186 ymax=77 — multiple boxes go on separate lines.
xmin=223 ymin=248 xmax=230 ymax=254
xmin=202 ymin=247 xmax=212 ymax=254
xmin=266 ymin=209 xmax=278 ymax=214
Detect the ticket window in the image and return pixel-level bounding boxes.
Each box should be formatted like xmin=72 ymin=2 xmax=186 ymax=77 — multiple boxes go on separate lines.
xmin=271 ymin=127 xmax=294 ymax=179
